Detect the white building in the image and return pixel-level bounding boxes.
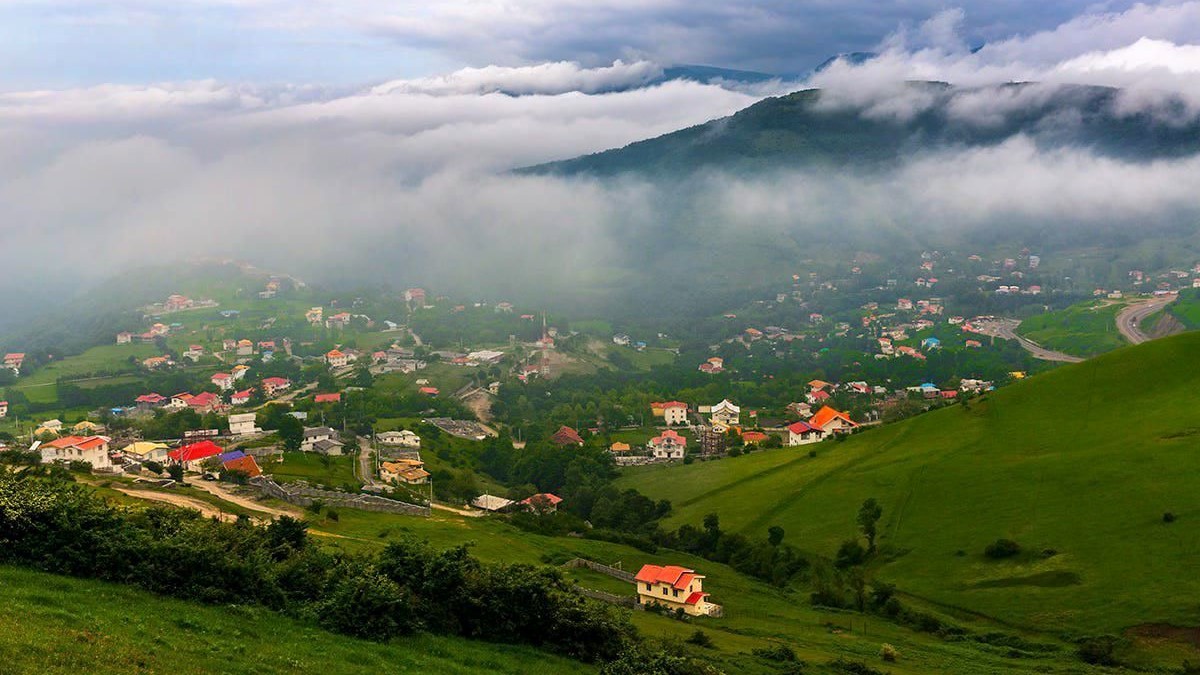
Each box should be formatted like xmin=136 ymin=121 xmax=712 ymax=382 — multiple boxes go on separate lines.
xmin=378 ymin=430 xmax=421 ymax=448
xmin=709 ymin=399 xmax=741 ymax=427
xmin=786 ymin=421 xmax=824 ymax=446
xmin=39 ymin=435 xmax=113 ymax=470
xmin=228 ymin=413 xmax=259 ymax=436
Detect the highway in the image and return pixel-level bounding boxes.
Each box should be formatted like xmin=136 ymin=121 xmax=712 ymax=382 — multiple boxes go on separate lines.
xmin=1115 ymin=294 xmax=1177 ymax=345
xmin=969 ymin=318 xmax=1085 ymax=363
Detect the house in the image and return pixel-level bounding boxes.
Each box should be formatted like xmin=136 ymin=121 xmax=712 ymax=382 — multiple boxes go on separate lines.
xmin=34 ymin=419 xmax=63 ymax=437
xmin=378 ymin=430 xmax=421 ymax=448
xmin=211 ymin=373 xmax=235 ymax=391
xmin=609 ymin=442 xmax=631 ymax=453
xmin=809 ymin=406 xmax=858 ymax=434
xmin=551 ymin=426 xmax=585 ymax=447
xmin=301 ymin=427 xmax=342 ymax=454
xmin=116 ymin=331 xmax=134 ymax=344
xmin=965 ymin=339 xmax=982 ymax=348
xmin=495 ymin=302 xmax=514 ymax=313
xmin=184 ymin=344 xmax=204 ymax=361
xmin=612 ymin=334 xmax=632 ymax=346
xmin=418 ymin=386 xmax=439 ymax=397
xmin=314 ymin=393 xmax=341 ymax=404
xmin=698 ymin=357 xmax=724 ymax=374
xmin=521 ymin=493 xmax=563 ymax=513
xmin=921 ymin=337 xmax=941 ymax=350
xmin=40 ymin=435 xmax=112 ymax=470
xmin=472 ymin=494 xmax=513 ymax=512
xmin=72 ymin=420 xmax=102 ymax=434
xmin=0 ymin=400 xmax=7 ymax=418
xmin=228 ymin=412 xmax=259 ymax=436
xmin=168 ymin=440 xmax=224 ymax=470
xmin=306 ymin=307 xmax=324 ymax=324
xmin=709 ymin=399 xmax=740 ymax=426
xmin=262 ymin=377 xmax=291 ymax=396
xmin=143 ymin=356 xmax=172 ymax=370
xmin=187 ymin=391 xmax=224 ymax=414
xmin=634 ymin=564 xmax=719 ymax=617
xmin=786 ymin=421 xmax=825 ymax=446
xmin=122 ymin=441 xmax=170 ymax=463
xmin=651 ymin=401 xmax=688 ymax=426
xmin=648 ymin=429 xmax=687 ymax=460
xmin=135 ymin=393 xmax=167 ymax=409
xmin=381 ymin=459 xmax=430 ymax=485
xmin=236 ymin=339 xmax=254 ymax=356
xmin=741 ymin=430 xmax=768 ymax=444
xmin=405 ymin=288 xmax=427 ymax=305
xmin=232 ymin=364 xmax=250 ymax=380
xmin=467 ymin=350 xmax=505 ymax=365
xmin=787 ymin=402 xmax=812 ymax=419
xmin=231 ymin=389 xmax=254 ymax=406
xmin=221 ymin=451 xmax=262 ymax=478
xmin=325 ymin=349 xmax=349 ymax=368
xmin=805 ymin=389 xmax=831 ymax=405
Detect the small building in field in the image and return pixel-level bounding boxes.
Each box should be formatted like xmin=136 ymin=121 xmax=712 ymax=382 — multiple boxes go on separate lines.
xmin=381 ymin=459 xmax=430 ymax=485
xmin=40 ymin=435 xmax=113 ymax=470
xmin=551 ymin=425 xmax=584 ymax=447
xmin=229 ymin=412 xmax=259 ymax=436
xmin=651 ymin=401 xmax=689 ymax=426
xmin=377 ymin=430 xmax=421 ymax=448
xmin=634 ymin=564 xmax=720 ymax=617
xmin=809 ymin=406 xmax=858 ymax=434
xmin=648 ymin=429 xmax=687 ymax=460
xmin=786 ymin=421 xmax=825 ymax=446
xmin=520 ymin=493 xmax=563 ymax=513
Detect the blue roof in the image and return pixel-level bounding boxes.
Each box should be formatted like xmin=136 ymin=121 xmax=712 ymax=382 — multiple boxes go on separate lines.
xmin=920 ymin=382 xmax=937 ymax=389
xmin=219 ymin=450 xmax=246 ymax=462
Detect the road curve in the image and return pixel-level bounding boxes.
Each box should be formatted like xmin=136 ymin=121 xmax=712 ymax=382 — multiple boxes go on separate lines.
xmin=1116 ymin=295 xmax=1177 ymax=345
xmin=973 ymin=318 xmax=1084 ymax=363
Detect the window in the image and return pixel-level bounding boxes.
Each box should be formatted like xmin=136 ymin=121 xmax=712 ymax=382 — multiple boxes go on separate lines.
xmin=662 ymin=588 xmax=668 ymax=596
xmin=673 ymin=589 xmax=679 ymax=597
xmin=645 ymin=583 xmax=652 ymax=591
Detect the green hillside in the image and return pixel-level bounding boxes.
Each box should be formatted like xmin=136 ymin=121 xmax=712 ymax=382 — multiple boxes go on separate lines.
xmin=618 ymin=331 xmax=1200 ymax=664
xmin=1015 ymin=299 xmax=1128 ymax=357
xmin=0 ymin=565 xmax=586 ymax=675
xmin=529 ymin=83 xmax=1200 ymax=177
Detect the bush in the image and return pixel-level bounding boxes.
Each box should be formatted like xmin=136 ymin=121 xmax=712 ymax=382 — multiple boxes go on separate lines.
xmin=828 ymin=657 xmax=885 ymax=674
xmin=686 ymin=629 xmax=714 ymax=649
xmin=1077 ymin=635 xmax=1119 ymax=666
xmin=984 ymin=538 xmax=1021 ymax=559
xmin=879 ymin=643 xmax=898 ymax=662
xmin=752 ymin=644 xmax=798 ymax=662
xmin=835 ymin=539 xmax=866 ymax=568
xmin=1163 ymin=511 xmax=1177 ymax=523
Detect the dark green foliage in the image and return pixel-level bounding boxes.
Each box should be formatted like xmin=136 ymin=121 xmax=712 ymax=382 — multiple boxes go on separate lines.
xmin=1163 ymin=511 xmax=1177 ymax=523
xmin=0 ymin=472 xmax=635 ymax=662
xmin=662 ymin=513 xmax=808 ymax=587
xmin=835 ymin=540 xmax=866 ymax=568
xmin=278 ymin=415 xmax=304 ymax=452
xmin=1076 ymin=635 xmax=1119 ymax=666
xmin=828 ymin=657 xmax=886 ymax=675
xmin=752 ymin=643 xmax=799 ymax=662
xmin=984 ymin=538 xmax=1022 ymax=560
xmin=685 ymin=630 xmax=714 ymax=649
xmin=857 ymin=498 xmax=882 ymax=553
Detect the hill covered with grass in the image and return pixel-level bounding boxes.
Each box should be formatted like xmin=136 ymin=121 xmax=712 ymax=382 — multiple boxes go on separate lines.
xmin=1016 ymin=298 xmax=1128 ymax=357
xmin=618 ymin=331 xmax=1200 ymax=665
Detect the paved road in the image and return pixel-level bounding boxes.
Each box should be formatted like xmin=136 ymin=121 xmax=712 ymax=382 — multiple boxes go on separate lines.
xmin=355 ymin=436 xmax=380 ymax=489
xmin=1116 ymin=295 xmax=1177 ymax=345
xmin=971 ymin=318 xmax=1085 ymax=363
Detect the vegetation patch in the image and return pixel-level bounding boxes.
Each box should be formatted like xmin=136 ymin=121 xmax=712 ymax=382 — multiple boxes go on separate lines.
xmin=970 ymin=571 xmax=1081 ymax=589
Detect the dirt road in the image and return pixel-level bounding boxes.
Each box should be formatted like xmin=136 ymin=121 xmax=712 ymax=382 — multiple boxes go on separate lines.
xmin=1116 ymin=295 xmax=1177 ymax=345
xmin=113 ymin=487 xmax=240 ymax=522
xmin=188 ymin=480 xmax=301 ymax=519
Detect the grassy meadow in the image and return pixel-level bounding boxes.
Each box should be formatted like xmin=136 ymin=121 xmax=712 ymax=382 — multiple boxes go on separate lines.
xmin=618 ymin=331 xmax=1200 ymax=667
xmin=1016 ymin=299 xmax=1127 ymax=356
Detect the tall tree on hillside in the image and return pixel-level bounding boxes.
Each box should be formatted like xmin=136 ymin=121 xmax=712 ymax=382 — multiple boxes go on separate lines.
xmin=858 ymin=498 xmax=883 ymax=553
xmin=278 ymin=414 xmax=303 ymax=451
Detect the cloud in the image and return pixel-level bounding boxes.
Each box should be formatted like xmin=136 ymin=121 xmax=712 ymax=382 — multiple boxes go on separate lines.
xmin=370 ymin=60 xmax=664 ymax=96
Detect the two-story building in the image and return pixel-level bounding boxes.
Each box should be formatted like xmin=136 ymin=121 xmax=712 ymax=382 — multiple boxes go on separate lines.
xmin=634 ymin=564 xmax=720 ymax=617
xmin=39 ymin=435 xmax=113 ymax=470
xmin=648 ymin=429 xmax=687 ymax=460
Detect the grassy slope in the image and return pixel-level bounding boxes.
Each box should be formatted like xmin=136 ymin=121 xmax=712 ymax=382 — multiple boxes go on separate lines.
xmin=267 ymin=451 xmax=359 ymax=487
xmin=1168 ymin=288 xmax=1200 ymax=329
xmin=0 ymin=565 xmax=587 ymax=675
xmin=1016 ymin=299 xmax=1127 ymax=357
xmin=618 ymin=332 xmax=1200 ymax=660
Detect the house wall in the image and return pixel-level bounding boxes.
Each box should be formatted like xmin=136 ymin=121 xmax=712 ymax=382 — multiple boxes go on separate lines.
xmin=635 ymin=579 xmax=708 ymax=617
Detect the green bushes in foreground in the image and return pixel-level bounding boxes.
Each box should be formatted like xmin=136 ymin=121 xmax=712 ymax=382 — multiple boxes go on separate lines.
xmin=0 ymin=471 xmax=633 ymax=663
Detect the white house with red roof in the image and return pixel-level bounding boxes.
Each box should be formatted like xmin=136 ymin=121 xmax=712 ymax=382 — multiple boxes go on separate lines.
xmin=650 ymin=401 xmax=689 ymax=426
xmin=39 ymin=436 xmax=113 ymax=470
xmin=648 ymin=429 xmax=687 ymax=460
xmin=520 ymin=493 xmax=563 ymax=513
xmin=809 ymin=406 xmax=858 ymax=434
xmin=325 ymin=349 xmax=349 ymax=368
xmin=211 ymin=372 xmax=234 ymax=391
xmin=786 ymin=421 xmax=825 ymax=446
xmin=0 ymin=400 xmax=6 ymax=418
xmin=231 ymin=389 xmax=254 ymax=406
xmin=634 ymin=564 xmax=720 ymax=617
xmin=4 ymin=352 xmax=25 ymax=373
xmin=262 ymin=377 xmax=291 ymax=396
xmin=168 ymin=440 xmax=224 ymax=471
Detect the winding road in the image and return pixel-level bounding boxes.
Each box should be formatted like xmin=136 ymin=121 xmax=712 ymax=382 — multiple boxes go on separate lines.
xmin=1115 ymin=294 xmax=1177 ymax=345
xmin=970 ymin=318 xmax=1084 ymax=363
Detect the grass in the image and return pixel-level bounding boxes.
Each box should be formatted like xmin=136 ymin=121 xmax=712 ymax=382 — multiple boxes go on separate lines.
xmin=617 ymin=331 xmax=1200 ymax=668
xmin=1016 ymin=299 xmax=1127 ymax=356
xmin=266 ymin=451 xmax=359 ymax=488
xmin=1168 ymin=288 xmax=1200 ymax=329
xmin=0 ymin=565 xmax=590 ymax=675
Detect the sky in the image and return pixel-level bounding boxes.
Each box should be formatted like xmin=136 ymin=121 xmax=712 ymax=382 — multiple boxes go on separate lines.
xmin=2 ymin=1 xmax=1200 ymax=323
xmin=0 ymin=0 xmax=1157 ymax=87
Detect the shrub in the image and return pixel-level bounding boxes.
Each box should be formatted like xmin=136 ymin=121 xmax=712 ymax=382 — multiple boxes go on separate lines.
xmin=984 ymin=538 xmax=1021 ymax=559
xmin=686 ymin=629 xmax=714 ymax=649
xmin=879 ymin=643 xmax=898 ymax=662
xmin=828 ymin=657 xmax=885 ymax=674
xmin=1077 ymin=635 xmax=1119 ymax=666
xmin=835 ymin=539 xmax=866 ymax=568
xmin=1163 ymin=512 xmax=1177 ymax=523
xmin=752 ymin=644 xmax=798 ymax=662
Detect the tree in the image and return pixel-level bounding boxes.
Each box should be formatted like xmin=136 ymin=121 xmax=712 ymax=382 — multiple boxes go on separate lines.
xmin=278 ymin=414 xmax=304 ymax=451
xmin=857 ymin=497 xmax=883 ymax=553
xmin=767 ymin=525 xmax=785 ymax=547
xmin=167 ymin=463 xmax=184 ymax=482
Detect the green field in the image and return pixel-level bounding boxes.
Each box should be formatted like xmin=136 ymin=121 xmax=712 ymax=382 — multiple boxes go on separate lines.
xmin=618 ymin=331 xmax=1200 ymax=667
xmin=0 ymin=565 xmax=587 ymax=675
xmin=1168 ymin=288 xmax=1200 ymax=329
xmin=266 ymin=451 xmax=359 ymax=488
xmin=1016 ymin=299 xmax=1127 ymax=357
xmin=10 ymin=343 xmax=160 ymax=403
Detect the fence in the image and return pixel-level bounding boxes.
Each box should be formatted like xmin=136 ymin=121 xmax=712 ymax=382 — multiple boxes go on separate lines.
xmin=254 ymin=478 xmax=430 ymax=516
xmin=562 ymin=557 xmax=635 ymax=582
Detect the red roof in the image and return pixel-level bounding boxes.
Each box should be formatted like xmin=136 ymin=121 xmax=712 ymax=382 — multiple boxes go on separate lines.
xmin=653 ymin=400 xmax=687 ymax=409
xmin=232 ymin=389 xmax=253 ymax=399
xmin=635 ymin=564 xmax=696 ymax=590
xmin=168 ymin=440 xmax=223 ymax=462
xmin=212 ymin=373 xmax=232 ymax=381
xmin=188 ymin=392 xmax=221 ymax=407
xmin=650 ymin=429 xmax=687 ymax=447
xmin=810 ymin=406 xmax=856 ymax=430
xmin=741 ymin=431 xmax=768 ymax=443
xmin=314 ymin=393 xmax=341 ymax=403
xmin=135 ymin=393 xmax=165 ymax=403
xmin=551 ymin=426 xmax=584 ymax=446
xmin=787 ymin=421 xmax=822 ymax=435
xmin=44 ymin=435 xmax=108 ymax=451
xmin=520 ymin=493 xmax=563 ymax=506
xmin=263 ymin=377 xmax=289 ymax=387
xmin=221 ymin=454 xmax=262 ymax=478
xmin=684 ymin=591 xmax=709 ymax=605
xmin=418 ymin=387 xmax=439 ymax=396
